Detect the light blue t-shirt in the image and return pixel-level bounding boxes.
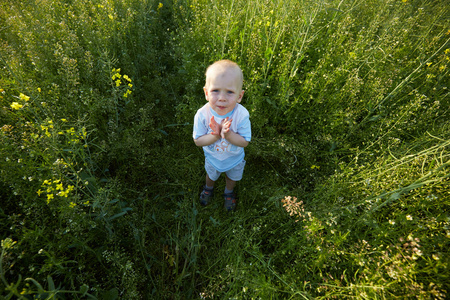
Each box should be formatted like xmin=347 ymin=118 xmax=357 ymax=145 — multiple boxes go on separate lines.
xmin=193 ymin=103 xmax=251 ymax=172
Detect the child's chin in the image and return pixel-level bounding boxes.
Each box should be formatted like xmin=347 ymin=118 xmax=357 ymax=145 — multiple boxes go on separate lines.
xmin=215 ymin=108 xmax=228 ymax=115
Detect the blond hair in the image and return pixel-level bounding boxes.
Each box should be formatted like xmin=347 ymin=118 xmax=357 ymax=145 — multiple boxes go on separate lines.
xmin=205 ymin=60 xmax=244 ymax=90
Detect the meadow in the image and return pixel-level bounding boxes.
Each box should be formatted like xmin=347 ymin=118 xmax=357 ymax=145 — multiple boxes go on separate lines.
xmin=0 ymin=0 xmax=449 ymax=298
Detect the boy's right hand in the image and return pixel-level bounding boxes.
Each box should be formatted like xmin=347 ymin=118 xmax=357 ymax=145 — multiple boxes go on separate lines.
xmin=209 ymin=116 xmax=221 ymax=135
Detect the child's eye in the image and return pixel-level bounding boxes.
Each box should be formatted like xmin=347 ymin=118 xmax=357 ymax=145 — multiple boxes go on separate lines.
xmin=227 ymin=91 xmax=234 ymax=94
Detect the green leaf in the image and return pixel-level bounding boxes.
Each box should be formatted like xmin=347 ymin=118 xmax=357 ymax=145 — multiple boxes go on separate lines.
xmin=389 ymin=192 xmax=400 ymax=200
xmin=26 ymin=278 xmax=45 ymax=293
xmin=101 ymin=288 xmax=118 ymax=300
xmin=47 ymin=275 xmax=55 ymax=291
xmin=80 ymin=284 xmax=89 ymax=296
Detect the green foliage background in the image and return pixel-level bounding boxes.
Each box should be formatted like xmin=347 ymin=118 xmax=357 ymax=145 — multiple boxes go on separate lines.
xmin=0 ymin=0 xmax=449 ymax=298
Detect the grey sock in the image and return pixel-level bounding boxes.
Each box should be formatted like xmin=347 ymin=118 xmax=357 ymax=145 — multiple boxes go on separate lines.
xmin=224 ymin=187 xmax=233 ymax=194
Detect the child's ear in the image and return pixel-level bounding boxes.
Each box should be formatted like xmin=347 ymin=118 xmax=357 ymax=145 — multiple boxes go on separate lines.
xmin=237 ymin=90 xmax=245 ymax=103
xmin=203 ymin=87 xmax=209 ymax=101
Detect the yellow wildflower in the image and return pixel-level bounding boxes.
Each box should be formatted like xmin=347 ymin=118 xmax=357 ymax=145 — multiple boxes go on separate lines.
xmin=10 ymin=102 xmax=23 ymax=110
xmin=69 ymin=202 xmax=77 ymax=208
xmin=19 ymin=93 xmax=30 ymax=101
xmin=123 ymin=90 xmax=132 ymax=98
xmin=58 ymin=190 xmax=68 ymax=197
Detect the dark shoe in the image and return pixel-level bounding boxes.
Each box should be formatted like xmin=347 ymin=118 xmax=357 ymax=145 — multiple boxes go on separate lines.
xmin=200 ymin=186 xmax=214 ymax=206
xmin=223 ymin=192 xmax=236 ymax=211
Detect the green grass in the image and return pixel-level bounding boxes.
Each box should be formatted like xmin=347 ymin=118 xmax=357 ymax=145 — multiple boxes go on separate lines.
xmin=0 ymin=0 xmax=449 ymax=298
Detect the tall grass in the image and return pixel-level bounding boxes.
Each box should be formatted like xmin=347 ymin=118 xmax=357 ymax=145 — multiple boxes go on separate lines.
xmin=1 ymin=0 xmax=449 ymax=298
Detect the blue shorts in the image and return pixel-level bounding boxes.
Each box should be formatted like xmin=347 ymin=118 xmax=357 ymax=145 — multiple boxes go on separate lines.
xmin=205 ymin=159 xmax=246 ymax=182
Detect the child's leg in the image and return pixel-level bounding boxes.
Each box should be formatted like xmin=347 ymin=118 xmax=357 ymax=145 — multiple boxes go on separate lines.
xmin=205 ymin=174 xmax=215 ymax=189
xmin=225 ymin=174 xmax=236 ymax=192
xmin=200 ymin=174 xmax=216 ymax=206
xmin=223 ymin=175 xmax=237 ymax=211
xmin=224 ymin=160 xmax=245 ymax=193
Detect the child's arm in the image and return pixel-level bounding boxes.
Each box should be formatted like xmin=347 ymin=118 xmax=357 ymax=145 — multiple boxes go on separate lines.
xmin=194 ymin=134 xmax=220 ymax=147
xmin=193 ymin=116 xmax=221 ymax=147
xmin=223 ymin=113 xmax=251 ymax=147
xmin=221 ymin=116 xmax=249 ymax=147
xmin=223 ymin=127 xmax=249 ymax=147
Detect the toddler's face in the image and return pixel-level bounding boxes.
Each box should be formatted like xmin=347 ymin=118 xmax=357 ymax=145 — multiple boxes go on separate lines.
xmin=204 ymin=68 xmax=244 ymax=116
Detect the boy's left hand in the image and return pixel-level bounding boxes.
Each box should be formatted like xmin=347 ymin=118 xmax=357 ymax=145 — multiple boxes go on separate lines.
xmin=221 ymin=118 xmax=233 ymax=139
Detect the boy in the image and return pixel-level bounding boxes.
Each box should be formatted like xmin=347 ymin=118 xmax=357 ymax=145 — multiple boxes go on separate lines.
xmin=193 ymin=60 xmax=251 ymax=211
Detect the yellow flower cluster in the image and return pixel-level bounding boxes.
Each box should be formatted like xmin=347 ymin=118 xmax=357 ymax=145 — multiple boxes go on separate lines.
xmin=1 ymin=238 xmax=17 ymax=250
xmin=111 ymin=68 xmax=133 ymax=98
xmin=37 ymin=179 xmax=75 ymax=204
xmin=34 ymin=118 xmax=87 ymax=147
xmin=425 ymin=48 xmax=449 ymax=79
xmin=10 ymin=102 xmax=23 ymax=110
xmin=10 ymin=92 xmax=31 ymax=110
xmin=20 ymin=93 xmax=30 ymax=101
xmin=40 ymin=119 xmax=54 ymax=138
